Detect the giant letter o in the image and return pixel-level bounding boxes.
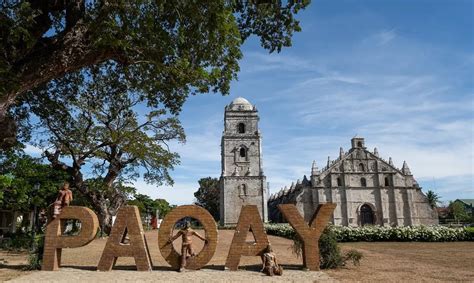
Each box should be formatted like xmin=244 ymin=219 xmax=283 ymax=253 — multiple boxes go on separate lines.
xmin=158 ymin=205 xmax=217 ymax=270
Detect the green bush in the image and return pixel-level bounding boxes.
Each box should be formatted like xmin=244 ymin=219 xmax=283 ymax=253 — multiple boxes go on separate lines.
xmin=264 ymin=224 xmax=473 ymax=242
xmin=266 ymin=224 xmax=360 ymax=269
xmin=26 ymin=234 xmax=44 ymax=270
xmin=344 ymin=249 xmax=363 ymax=266
xmin=318 ymin=228 xmax=344 ymax=269
xmin=0 ymin=232 xmax=33 ymax=251
xmin=331 ymin=225 xmax=471 ymax=242
xmin=464 ymin=227 xmax=474 ymax=241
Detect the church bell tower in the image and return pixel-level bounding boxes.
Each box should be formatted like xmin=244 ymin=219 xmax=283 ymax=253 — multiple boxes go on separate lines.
xmin=220 ymin=97 xmax=268 ymax=226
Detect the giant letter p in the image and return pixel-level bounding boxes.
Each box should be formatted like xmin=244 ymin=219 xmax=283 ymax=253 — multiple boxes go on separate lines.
xmin=42 ymin=206 xmax=99 ymax=271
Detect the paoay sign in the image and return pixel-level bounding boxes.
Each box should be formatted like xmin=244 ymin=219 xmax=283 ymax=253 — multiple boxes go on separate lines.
xmin=42 ymin=203 xmax=336 ymax=271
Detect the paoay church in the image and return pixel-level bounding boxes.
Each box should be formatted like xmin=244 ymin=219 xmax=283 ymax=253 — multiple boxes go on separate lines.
xmin=220 ymin=97 xmax=438 ymax=227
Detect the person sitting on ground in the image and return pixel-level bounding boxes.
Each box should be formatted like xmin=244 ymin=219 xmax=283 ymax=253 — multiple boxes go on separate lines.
xmin=261 ymin=244 xmax=283 ymax=276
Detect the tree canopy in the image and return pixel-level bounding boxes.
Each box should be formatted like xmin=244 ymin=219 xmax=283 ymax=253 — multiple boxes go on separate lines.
xmin=194 ymin=177 xmax=220 ymax=221
xmin=0 ymin=0 xmax=310 ymax=149
xmin=20 ymin=61 xmax=185 ymax=232
xmin=449 ymin=201 xmax=470 ymax=223
xmin=0 ymin=151 xmax=68 ymax=212
xmin=128 ymin=193 xmax=173 ymax=219
xmin=425 ymin=190 xmax=440 ymax=208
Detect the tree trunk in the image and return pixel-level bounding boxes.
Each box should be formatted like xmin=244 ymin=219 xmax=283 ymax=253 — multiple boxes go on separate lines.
xmin=96 ymin=200 xmax=114 ymax=236
xmin=0 ymin=115 xmax=17 ymax=150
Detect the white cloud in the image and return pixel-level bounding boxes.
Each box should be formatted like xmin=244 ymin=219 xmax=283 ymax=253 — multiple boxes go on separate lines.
xmin=373 ymin=29 xmax=397 ymax=45
xmin=24 ymin=144 xmax=43 ymax=155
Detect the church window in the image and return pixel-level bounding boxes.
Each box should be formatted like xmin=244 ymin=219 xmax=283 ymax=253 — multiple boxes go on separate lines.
xmin=239 ymin=147 xmax=246 ymax=158
xmin=359 ymin=163 xmax=365 ymax=172
xmin=357 ymin=141 xmax=363 ymax=147
xmin=361 ymin=177 xmax=367 ymax=187
xmin=238 ymin=123 xmax=246 ymax=133
xmin=240 ymin=184 xmax=247 ymax=196
xmin=337 ymin=177 xmax=342 ymax=186
xmin=385 ymin=177 xmax=390 ymax=186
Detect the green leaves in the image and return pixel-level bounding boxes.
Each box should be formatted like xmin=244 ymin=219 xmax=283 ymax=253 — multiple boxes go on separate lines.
xmin=425 ymin=190 xmax=440 ymax=208
xmin=0 ymin=152 xmax=68 ymax=211
xmin=24 ymin=60 xmax=185 ymax=194
xmin=1 ymin=0 xmax=309 ymax=108
xmin=128 ymin=193 xmax=173 ymax=218
xmin=194 ymin=177 xmax=220 ymax=221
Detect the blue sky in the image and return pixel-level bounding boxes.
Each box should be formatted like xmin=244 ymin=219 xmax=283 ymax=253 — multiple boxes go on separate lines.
xmin=27 ymin=0 xmax=474 ymax=205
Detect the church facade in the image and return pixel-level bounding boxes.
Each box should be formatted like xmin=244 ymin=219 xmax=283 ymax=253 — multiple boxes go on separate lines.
xmin=268 ymin=137 xmax=438 ymax=227
xmin=219 ymin=97 xmax=268 ymax=226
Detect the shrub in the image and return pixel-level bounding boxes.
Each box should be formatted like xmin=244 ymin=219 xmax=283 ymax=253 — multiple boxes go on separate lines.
xmin=330 ymin=225 xmax=472 ymax=242
xmin=266 ymin=224 xmax=361 ymax=269
xmin=264 ymin=223 xmax=472 ymax=242
xmin=344 ymin=249 xmax=363 ymax=266
xmin=26 ymin=234 xmax=44 ymax=270
xmin=318 ymin=228 xmax=344 ymax=269
xmin=464 ymin=227 xmax=474 ymax=241
xmin=0 ymin=232 xmax=33 ymax=251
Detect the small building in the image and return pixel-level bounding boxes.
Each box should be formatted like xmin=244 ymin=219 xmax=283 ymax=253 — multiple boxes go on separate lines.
xmin=0 ymin=209 xmax=32 ymax=234
xmin=268 ymin=137 xmax=438 ymax=227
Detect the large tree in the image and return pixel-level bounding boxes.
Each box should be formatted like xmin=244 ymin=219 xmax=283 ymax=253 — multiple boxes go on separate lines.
xmin=23 ymin=62 xmax=185 ymax=233
xmin=0 ymin=0 xmax=310 ymax=149
xmin=449 ymin=201 xmax=469 ymax=224
xmin=194 ymin=177 xmax=220 ymax=221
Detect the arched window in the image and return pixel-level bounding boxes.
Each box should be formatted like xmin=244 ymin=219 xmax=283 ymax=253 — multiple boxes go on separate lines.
xmin=384 ymin=177 xmax=390 ymax=187
xmin=361 ymin=177 xmax=367 ymax=187
xmin=241 ymin=184 xmax=247 ymax=196
xmin=357 ymin=141 xmax=362 ymax=147
xmin=359 ymin=163 xmax=365 ymax=172
xmin=239 ymin=147 xmax=246 ymax=158
xmin=238 ymin=123 xmax=245 ymax=133
xmin=337 ymin=177 xmax=342 ymax=186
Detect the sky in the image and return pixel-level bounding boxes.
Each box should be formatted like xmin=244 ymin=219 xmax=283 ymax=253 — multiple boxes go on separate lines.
xmin=27 ymin=0 xmax=474 ymax=205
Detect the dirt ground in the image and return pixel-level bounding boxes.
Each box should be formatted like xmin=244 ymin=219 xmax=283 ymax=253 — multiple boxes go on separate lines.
xmin=326 ymin=241 xmax=474 ymax=282
xmin=0 ymin=250 xmax=31 ymax=282
xmin=1 ymin=230 xmax=473 ymax=282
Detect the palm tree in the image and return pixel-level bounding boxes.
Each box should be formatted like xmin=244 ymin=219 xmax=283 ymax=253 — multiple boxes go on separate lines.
xmin=426 ymin=190 xmax=441 ymax=208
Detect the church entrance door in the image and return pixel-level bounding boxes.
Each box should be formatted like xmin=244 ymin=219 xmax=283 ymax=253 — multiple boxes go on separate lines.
xmin=360 ymin=204 xmax=374 ymax=225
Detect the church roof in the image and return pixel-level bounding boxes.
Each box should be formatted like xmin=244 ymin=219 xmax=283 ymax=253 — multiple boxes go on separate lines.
xmin=229 ymin=97 xmax=253 ymax=111
xmin=316 ymin=139 xmax=407 ymax=177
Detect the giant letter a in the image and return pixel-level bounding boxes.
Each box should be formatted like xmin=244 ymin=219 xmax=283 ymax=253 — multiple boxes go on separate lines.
xmin=225 ymin=205 xmax=269 ymax=271
xmin=97 ymin=206 xmax=152 ymax=271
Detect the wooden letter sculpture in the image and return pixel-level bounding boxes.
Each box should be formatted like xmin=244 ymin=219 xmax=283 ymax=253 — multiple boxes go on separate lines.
xmin=42 ymin=206 xmax=99 ymax=271
xmin=225 ymin=205 xmax=269 ymax=271
xmin=278 ymin=203 xmax=336 ymax=271
xmin=158 ymin=205 xmax=217 ymax=270
xmin=97 ymin=206 xmax=153 ymax=271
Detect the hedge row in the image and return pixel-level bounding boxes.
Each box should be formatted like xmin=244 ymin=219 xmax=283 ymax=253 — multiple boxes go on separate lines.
xmin=264 ymin=223 xmax=474 ymax=242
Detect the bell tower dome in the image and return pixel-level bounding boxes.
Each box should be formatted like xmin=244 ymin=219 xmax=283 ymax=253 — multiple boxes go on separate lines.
xmin=220 ymin=97 xmax=268 ymax=225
